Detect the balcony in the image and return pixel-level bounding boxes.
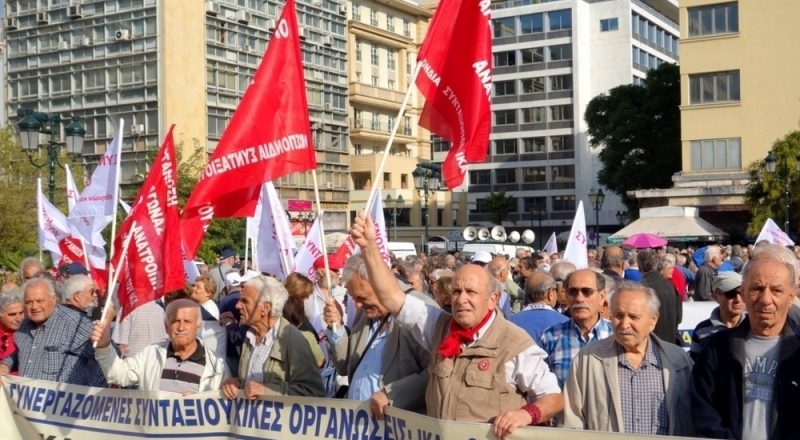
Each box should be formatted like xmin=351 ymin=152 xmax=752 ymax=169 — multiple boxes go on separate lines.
xmin=349 ymin=82 xmax=405 ymax=109
xmin=350 ymin=117 xmax=414 ymax=142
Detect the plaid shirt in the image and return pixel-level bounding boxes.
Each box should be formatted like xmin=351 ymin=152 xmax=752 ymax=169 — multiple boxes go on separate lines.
xmin=539 ymin=317 xmax=613 ymax=387
xmin=617 ymin=338 xmax=669 ymax=435
xmin=2 ymin=305 xmax=106 ymax=386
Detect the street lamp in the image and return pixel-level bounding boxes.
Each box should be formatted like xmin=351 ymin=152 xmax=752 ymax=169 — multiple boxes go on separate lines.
xmin=530 ymin=206 xmax=545 ymax=249
xmin=588 ymin=187 xmax=605 ymax=249
xmin=765 ymin=151 xmax=800 ymax=234
xmin=616 ymin=210 xmax=627 ymax=225
xmin=17 ymin=108 xmax=85 ymax=201
xmin=384 ymin=193 xmax=404 ymax=241
xmin=413 ymin=163 xmax=441 ymax=255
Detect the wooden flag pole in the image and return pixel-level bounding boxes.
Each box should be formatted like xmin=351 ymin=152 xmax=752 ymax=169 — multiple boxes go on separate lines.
xmin=94 ymin=219 xmax=136 ymax=348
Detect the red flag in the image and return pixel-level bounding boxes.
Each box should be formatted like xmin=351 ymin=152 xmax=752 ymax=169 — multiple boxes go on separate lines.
xmin=415 ymin=0 xmax=492 ymax=189
xmin=112 ymin=126 xmax=184 ymax=320
xmin=181 ymin=0 xmax=316 ymax=257
xmin=57 ymin=237 xmax=108 ymax=292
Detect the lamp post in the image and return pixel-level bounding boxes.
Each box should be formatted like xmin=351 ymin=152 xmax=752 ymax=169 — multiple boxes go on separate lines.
xmin=616 ymin=210 xmax=627 ymax=225
xmin=588 ymin=188 xmax=605 ymax=249
xmin=765 ymin=151 xmax=800 ymax=234
xmin=413 ymin=163 xmax=441 ymax=255
xmin=384 ymin=193 xmax=404 ymax=241
xmin=530 ymin=207 xmax=545 ymax=249
xmin=17 ymin=108 xmax=85 ymax=202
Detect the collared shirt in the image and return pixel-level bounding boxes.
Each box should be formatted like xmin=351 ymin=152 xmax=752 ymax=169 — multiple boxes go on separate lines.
xmin=397 ymin=295 xmax=561 ymax=399
xmin=539 ymin=317 xmax=613 ymax=387
xmin=112 ymin=300 xmax=167 ymax=357
xmin=1 ymin=305 xmax=105 ymax=386
xmin=617 ymin=338 xmax=668 ymax=435
xmin=689 ymin=307 xmax=746 ymax=358
xmin=159 ymin=340 xmax=207 ymax=394
xmin=347 ymin=317 xmax=390 ymax=401
xmin=511 ymin=304 xmax=569 ymax=343
xmin=244 ymin=322 xmax=280 ymax=384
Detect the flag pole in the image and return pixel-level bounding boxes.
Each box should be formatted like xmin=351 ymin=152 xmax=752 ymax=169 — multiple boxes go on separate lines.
xmin=106 ymin=120 xmax=125 ymax=293
xmin=94 ymin=219 xmax=136 ymax=347
xmin=243 ymin=229 xmax=250 ymax=272
xmin=310 ymin=170 xmax=333 ymax=299
xmin=36 ymin=178 xmax=44 ymax=262
xmin=364 ymin=62 xmax=423 ymax=215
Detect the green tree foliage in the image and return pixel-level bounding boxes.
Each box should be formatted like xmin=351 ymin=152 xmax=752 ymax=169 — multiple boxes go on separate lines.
xmin=744 ymin=131 xmax=800 ymax=236
xmin=482 ymin=191 xmax=515 ymax=225
xmin=584 ymin=63 xmax=681 ymax=217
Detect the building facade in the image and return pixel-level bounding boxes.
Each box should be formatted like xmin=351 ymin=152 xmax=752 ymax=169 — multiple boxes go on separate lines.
xmin=634 ymin=0 xmax=800 ymax=240
xmin=453 ymin=0 xmax=678 ymax=247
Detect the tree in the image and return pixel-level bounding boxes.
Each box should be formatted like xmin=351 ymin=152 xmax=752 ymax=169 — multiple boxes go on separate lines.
xmin=584 ymin=63 xmax=681 ymax=217
xmin=481 ymin=191 xmax=515 ymax=225
xmin=744 ymin=130 xmax=800 ymax=236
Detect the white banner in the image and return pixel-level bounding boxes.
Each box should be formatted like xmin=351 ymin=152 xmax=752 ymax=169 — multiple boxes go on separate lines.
xmin=544 ymin=231 xmax=558 ymax=255
xmin=37 ymin=178 xmax=69 ymax=261
xmin=254 ymin=182 xmax=296 ymax=279
xmin=293 ymin=217 xmax=325 ymax=282
xmin=563 ymin=201 xmax=588 ymax=269
xmin=755 ymin=218 xmax=795 ymax=246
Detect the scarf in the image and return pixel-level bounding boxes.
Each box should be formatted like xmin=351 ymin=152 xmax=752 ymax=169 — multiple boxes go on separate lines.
xmin=438 ymin=310 xmax=493 ymax=358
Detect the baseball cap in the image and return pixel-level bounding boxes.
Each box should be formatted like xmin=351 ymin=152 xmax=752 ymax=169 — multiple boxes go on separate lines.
xmin=471 ymin=251 xmax=493 ymax=265
xmin=712 ymin=271 xmax=742 ymax=294
xmin=62 ymin=262 xmax=89 ymax=277
xmin=219 ymin=249 xmax=236 ymax=260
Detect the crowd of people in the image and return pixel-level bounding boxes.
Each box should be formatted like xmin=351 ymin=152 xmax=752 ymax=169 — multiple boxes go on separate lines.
xmin=1 ymin=216 xmax=800 ymax=439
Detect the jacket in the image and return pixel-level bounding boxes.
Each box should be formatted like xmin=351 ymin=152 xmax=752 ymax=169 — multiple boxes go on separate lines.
xmin=691 ymin=317 xmax=800 ymax=439
xmin=238 ymin=316 xmax=325 ymax=397
xmin=562 ymin=336 xmax=694 ymax=436
xmin=641 ymin=271 xmax=682 ymax=344
xmin=95 ymin=339 xmax=227 ymax=391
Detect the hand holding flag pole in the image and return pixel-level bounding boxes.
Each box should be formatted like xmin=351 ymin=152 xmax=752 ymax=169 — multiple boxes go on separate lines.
xmin=94 ymin=220 xmax=136 ymax=348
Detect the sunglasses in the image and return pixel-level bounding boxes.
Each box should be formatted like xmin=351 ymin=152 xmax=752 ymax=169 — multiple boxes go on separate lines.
xmin=722 ymin=288 xmax=741 ymax=299
xmin=566 ymin=287 xmax=597 ymax=297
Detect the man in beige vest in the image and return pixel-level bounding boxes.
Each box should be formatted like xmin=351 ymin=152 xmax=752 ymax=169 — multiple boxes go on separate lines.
xmin=351 ymin=212 xmax=563 ymax=439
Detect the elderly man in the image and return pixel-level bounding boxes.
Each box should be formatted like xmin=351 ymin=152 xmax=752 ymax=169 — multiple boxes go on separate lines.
xmin=0 ymin=291 xmax=24 ymax=368
xmin=549 ymin=261 xmax=577 ymax=314
xmin=61 ymin=274 xmax=98 ymax=316
xmin=540 ymin=269 xmax=613 ymax=387
xmin=210 ymin=248 xmax=237 ymax=300
xmin=600 ymin=246 xmax=625 ymax=282
xmin=221 ymin=275 xmax=324 ymax=399
xmin=692 ymin=243 xmax=800 ymax=439
xmin=563 ymin=282 xmax=694 ymax=435
xmin=511 ymin=272 xmax=568 ymax=342
xmin=322 ymin=254 xmax=431 ymax=417
xmin=0 ymin=279 xmax=105 ymax=386
xmin=638 ymin=249 xmax=681 ymax=344
xmin=689 ymin=271 xmax=746 ymax=359
xmin=91 ymin=299 xmax=227 ymax=392
xmin=488 ymin=255 xmax=513 ymax=317
xmin=18 ymin=257 xmax=44 ymax=282
xmin=694 ymin=245 xmax=723 ymax=301
xmin=351 ymin=212 xmax=563 ymax=439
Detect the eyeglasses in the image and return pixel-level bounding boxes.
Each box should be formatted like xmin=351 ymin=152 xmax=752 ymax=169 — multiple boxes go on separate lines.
xmin=566 ymin=287 xmax=597 ymax=297
xmin=722 ymin=288 xmax=741 ymax=299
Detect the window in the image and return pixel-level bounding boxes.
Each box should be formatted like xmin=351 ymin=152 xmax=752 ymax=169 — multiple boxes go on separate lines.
xmin=549 ymin=44 xmax=572 ymax=61
xmin=691 ymin=138 xmax=741 ymax=170
xmin=403 ymin=19 xmax=411 ymax=37
xmin=470 ymin=170 xmax=490 ymax=185
xmin=552 ymin=195 xmax=576 ymax=211
xmin=493 ymin=17 xmax=515 ymax=38
xmin=356 ymin=40 xmax=363 ymax=61
xmin=551 ymin=135 xmax=573 ymax=151
xmin=495 ymin=168 xmax=517 ymax=184
xmin=523 ymin=197 xmax=547 ymax=212
xmin=689 ymin=70 xmax=740 ymax=104
xmin=370 ymin=9 xmax=378 ymax=27
xmin=520 ymin=13 xmax=543 ymax=34
xmin=551 ymin=165 xmax=575 ymax=181
xmin=495 ymin=139 xmax=517 ymax=155
xmin=519 ymin=47 xmax=545 ymax=64
xmin=521 ymin=107 xmax=545 ymax=123
xmin=387 ymin=50 xmax=396 ymax=70
xmin=370 ymin=45 xmax=379 ymax=65
xmin=432 ymin=136 xmax=450 ymax=153
xmin=494 ymin=80 xmax=516 ymax=96
xmin=495 ymin=110 xmax=516 ymax=125
xmin=386 ymin=15 xmax=394 ymax=32
xmin=548 ymin=10 xmax=571 ymax=31
xmin=600 ymin=17 xmax=619 ymax=32
xmin=688 ymin=2 xmax=738 ymax=37
xmin=550 ymin=74 xmax=572 ymax=91
xmin=550 ymin=105 xmax=573 ymax=121
xmin=521 ymin=77 xmax=545 ymax=93
xmin=494 ymin=51 xmax=516 ymax=67
xmin=522 ymin=137 xmax=545 ymax=153
xmin=352 ymin=3 xmax=361 ymax=20
xmin=523 ymin=167 xmax=546 ymax=182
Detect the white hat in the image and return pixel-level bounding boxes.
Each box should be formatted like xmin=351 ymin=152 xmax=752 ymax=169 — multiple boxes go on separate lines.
xmin=471 ymin=250 xmax=493 ymax=265
xmin=225 ymin=270 xmax=260 ymax=287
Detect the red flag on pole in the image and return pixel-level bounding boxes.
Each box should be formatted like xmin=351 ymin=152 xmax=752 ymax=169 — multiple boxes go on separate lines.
xmin=181 ymin=0 xmax=316 ymax=257
xmin=112 ymin=126 xmax=185 ymax=320
xmin=415 ymin=0 xmax=492 ymax=189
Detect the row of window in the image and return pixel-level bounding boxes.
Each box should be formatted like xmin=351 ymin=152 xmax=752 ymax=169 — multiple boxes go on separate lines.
xmin=470 ymin=165 xmax=575 ymax=185
xmin=690 ymin=138 xmax=741 ymax=171
xmin=493 ymin=9 xmax=572 ymax=38
xmin=689 ymin=70 xmax=740 ymax=105
xmin=494 ymin=74 xmax=572 ymax=96
xmin=354 ymin=39 xmax=398 ymax=70
xmin=688 ymin=2 xmax=738 ymax=37
xmin=494 ymin=43 xmax=572 ymax=67
xmin=632 ymin=46 xmax=667 ymax=71
xmin=493 ymin=135 xmax=574 ymax=155
xmin=495 ymin=105 xmax=574 ymax=125
xmin=474 ymin=195 xmax=576 ymax=213
xmin=632 ymin=13 xmax=678 ymax=57
xmin=351 ymin=3 xmax=412 ymax=37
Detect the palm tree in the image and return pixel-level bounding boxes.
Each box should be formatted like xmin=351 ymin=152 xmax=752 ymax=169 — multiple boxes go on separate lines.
xmin=482 ymin=191 xmax=515 ymax=225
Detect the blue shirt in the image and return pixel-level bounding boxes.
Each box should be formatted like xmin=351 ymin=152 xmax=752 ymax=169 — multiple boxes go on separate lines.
xmin=330 ymin=318 xmax=388 ymax=401
xmin=511 ymin=304 xmax=569 ymax=343
xmin=624 ymin=268 xmax=642 ymax=281
xmin=539 ymin=317 xmax=613 ymax=387
xmin=498 ymin=289 xmax=512 ymax=318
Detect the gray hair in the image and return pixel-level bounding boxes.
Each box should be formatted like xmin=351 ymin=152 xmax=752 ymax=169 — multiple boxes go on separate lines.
xmin=61 ymin=274 xmax=93 ymax=303
xmin=524 ymin=272 xmax=556 ymax=304
xmin=18 ymin=257 xmax=44 ymax=280
xmin=342 ymin=254 xmax=369 ymax=285
xmin=704 ymin=245 xmax=721 ymax=264
xmin=745 ymin=243 xmax=797 ymax=286
xmin=164 ymin=298 xmax=202 ymax=326
xmin=565 ymin=269 xmax=606 ymax=291
xmin=22 ymin=277 xmax=56 ymax=298
xmin=0 ymin=290 xmax=23 ymax=312
xmin=657 ymin=253 xmax=676 ymax=272
xmin=550 ymin=261 xmax=576 ymax=282
xmin=244 ymin=275 xmax=289 ymax=318
xmin=637 ymin=249 xmax=659 ymax=273
xmin=611 ymin=281 xmax=660 ymax=316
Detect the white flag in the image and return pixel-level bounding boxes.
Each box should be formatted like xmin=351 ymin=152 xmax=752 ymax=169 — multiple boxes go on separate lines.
xmin=119 ymin=198 xmax=132 ymax=215
xmin=37 ymin=179 xmax=70 ymax=261
xmin=65 ymin=165 xmax=79 ymax=213
xmin=543 ymin=232 xmax=558 ymax=255
xmin=68 ymin=119 xmax=124 ymax=239
xmin=254 ymin=182 xmax=296 ymax=280
xmin=563 ymin=201 xmax=589 ymax=269
xmin=293 ymin=217 xmax=325 ymax=282
xmin=755 ymin=218 xmax=795 ymax=246
xmin=369 ymin=188 xmax=392 ymax=265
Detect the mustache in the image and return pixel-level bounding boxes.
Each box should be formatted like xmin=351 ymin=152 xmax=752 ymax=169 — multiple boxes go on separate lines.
xmin=571 ymin=304 xmax=591 ymax=312
xmin=616 ymin=330 xmax=636 ymax=336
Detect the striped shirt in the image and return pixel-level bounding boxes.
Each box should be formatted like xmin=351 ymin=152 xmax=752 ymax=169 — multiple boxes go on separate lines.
xmin=689 ymin=307 xmax=745 ymax=359
xmin=159 ymin=341 xmax=206 ymax=394
xmin=539 ymin=317 xmax=613 ymax=387
xmin=617 ymin=338 xmax=669 ymax=435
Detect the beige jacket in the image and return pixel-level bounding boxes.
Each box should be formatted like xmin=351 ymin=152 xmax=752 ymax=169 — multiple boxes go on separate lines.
xmin=562 ymin=336 xmax=694 ymax=436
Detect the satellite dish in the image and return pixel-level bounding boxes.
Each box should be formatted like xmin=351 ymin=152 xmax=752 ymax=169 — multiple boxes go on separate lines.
xmin=491 ymin=225 xmax=507 ymax=242
xmin=521 ymin=230 xmax=535 ymax=244
xmin=478 ymin=228 xmax=490 ymax=241
xmin=508 ymin=231 xmax=520 ymax=243
xmin=462 ymin=226 xmax=477 ymax=241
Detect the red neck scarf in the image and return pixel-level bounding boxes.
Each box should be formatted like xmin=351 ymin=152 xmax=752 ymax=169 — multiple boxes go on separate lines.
xmin=439 ymin=310 xmax=494 ymax=358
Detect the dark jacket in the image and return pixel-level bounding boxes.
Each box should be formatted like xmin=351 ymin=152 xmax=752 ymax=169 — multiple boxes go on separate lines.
xmin=641 ymin=271 xmax=682 ymax=345
xmin=691 ymin=317 xmax=800 ymax=440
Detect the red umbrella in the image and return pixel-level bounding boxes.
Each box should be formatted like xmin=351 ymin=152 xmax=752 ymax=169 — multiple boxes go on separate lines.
xmin=623 ymin=233 xmax=667 ymax=249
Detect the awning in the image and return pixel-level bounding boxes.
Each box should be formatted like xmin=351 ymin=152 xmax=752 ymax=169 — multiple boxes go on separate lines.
xmin=608 ymin=207 xmax=728 ymax=244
